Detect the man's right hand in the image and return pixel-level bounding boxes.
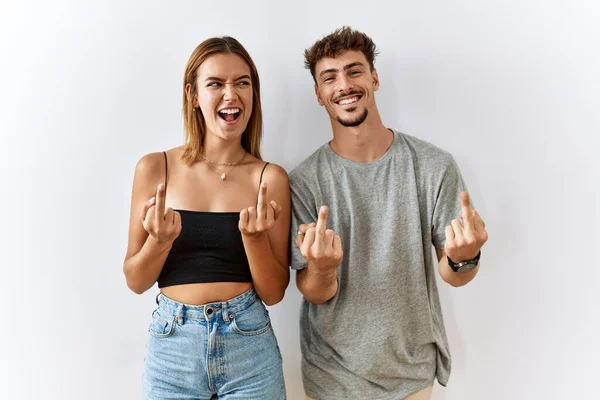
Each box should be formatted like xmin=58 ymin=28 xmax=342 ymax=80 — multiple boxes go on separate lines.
xmin=295 ymin=205 xmax=343 ymax=271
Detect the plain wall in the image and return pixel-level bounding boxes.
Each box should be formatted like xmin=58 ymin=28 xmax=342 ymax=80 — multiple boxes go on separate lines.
xmin=1 ymin=0 xmax=598 ymax=398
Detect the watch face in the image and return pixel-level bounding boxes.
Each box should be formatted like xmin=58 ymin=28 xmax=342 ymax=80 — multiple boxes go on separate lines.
xmin=456 ymin=262 xmax=477 ymax=273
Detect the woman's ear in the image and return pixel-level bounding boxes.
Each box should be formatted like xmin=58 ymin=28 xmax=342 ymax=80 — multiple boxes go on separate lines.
xmin=185 ymin=83 xmax=199 ymax=108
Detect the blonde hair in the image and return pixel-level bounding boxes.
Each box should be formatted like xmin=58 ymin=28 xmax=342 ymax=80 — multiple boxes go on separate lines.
xmin=182 ymin=37 xmax=262 ymax=165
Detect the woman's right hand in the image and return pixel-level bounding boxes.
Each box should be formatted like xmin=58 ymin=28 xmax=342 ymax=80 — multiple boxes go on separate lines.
xmin=141 ymin=183 xmax=182 ymax=243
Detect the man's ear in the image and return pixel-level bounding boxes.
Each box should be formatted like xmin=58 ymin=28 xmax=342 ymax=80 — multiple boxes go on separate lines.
xmin=315 ymin=84 xmax=324 ymax=106
xmin=372 ymin=68 xmax=380 ymax=92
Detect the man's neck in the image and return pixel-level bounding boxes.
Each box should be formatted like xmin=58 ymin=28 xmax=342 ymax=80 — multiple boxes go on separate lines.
xmin=329 ymin=117 xmax=393 ymax=162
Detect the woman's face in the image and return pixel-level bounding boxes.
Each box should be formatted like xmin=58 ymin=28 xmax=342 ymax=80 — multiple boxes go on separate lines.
xmin=194 ymin=53 xmax=253 ymax=142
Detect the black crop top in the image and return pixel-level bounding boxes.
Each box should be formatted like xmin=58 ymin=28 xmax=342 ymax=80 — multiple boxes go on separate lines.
xmin=157 ymin=152 xmax=268 ymax=288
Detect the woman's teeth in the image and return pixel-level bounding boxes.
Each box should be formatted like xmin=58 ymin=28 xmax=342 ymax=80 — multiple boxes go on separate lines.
xmin=218 ymin=108 xmax=241 ymax=122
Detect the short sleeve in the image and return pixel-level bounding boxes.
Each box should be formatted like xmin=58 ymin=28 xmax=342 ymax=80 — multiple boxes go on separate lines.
xmin=431 ymin=157 xmax=469 ymax=250
xmin=289 ymin=177 xmax=318 ymax=270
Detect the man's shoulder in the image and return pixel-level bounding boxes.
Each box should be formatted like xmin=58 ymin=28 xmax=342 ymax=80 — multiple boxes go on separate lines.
xmin=395 ymin=130 xmax=456 ymax=169
xmin=289 ymin=143 xmax=330 ymax=184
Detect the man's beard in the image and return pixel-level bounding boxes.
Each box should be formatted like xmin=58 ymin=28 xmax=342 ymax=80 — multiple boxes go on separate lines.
xmin=336 ymin=108 xmax=369 ymax=127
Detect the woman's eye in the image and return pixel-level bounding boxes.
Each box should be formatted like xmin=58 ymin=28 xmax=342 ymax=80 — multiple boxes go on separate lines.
xmin=237 ymin=81 xmax=251 ymax=86
xmin=208 ymin=82 xmax=222 ymax=87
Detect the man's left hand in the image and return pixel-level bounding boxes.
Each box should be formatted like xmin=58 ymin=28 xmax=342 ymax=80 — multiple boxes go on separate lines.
xmin=444 ymin=192 xmax=488 ymax=262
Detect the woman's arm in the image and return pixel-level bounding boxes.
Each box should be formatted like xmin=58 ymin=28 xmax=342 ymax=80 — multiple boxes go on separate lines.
xmin=123 ymin=153 xmax=181 ymax=294
xmin=239 ymin=164 xmax=291 ymax=306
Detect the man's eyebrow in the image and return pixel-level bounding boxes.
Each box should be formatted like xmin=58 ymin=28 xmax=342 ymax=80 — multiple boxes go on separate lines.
xmin=319 ymin=62 xmax=365 ymax=78
xmin=343 ymin=62 xmax=365 ymax=70
xmin=319 ymin=68 xmax=338 ymax=78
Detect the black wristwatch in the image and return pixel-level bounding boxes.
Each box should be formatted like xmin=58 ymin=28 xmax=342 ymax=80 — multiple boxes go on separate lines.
xmin=448 ymin=251 xmax=481 ymax=273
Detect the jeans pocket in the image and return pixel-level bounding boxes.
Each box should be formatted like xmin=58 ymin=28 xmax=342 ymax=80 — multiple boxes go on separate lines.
xmin=148 ymin=309 xmax=176 ymax=338
xmin=230 ymin=301 xmax=272 ymax=336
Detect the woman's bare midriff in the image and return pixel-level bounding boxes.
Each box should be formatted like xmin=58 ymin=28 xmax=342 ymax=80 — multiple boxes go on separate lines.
xmin=160 ymin=282 xmax=254 ymax=305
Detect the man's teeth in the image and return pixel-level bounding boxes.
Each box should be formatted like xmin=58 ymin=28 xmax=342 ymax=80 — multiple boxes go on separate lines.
xmin=219 ymin=108 xmax=240 ymax=114
xmin=338 ymin=97 xmax=359 ymax=105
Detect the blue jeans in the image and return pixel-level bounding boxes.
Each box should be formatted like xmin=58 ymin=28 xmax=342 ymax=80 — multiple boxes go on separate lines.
xmin=142 ymin=288 xmax=286 ymax=399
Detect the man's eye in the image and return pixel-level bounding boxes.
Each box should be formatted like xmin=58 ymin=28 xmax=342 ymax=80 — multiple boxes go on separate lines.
xmin=208 ymin=82 xmax=222 ymax=87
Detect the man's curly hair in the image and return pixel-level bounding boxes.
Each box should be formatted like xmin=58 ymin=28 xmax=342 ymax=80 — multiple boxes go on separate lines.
xmin=304 ymin=26 xmax=379 ymax=84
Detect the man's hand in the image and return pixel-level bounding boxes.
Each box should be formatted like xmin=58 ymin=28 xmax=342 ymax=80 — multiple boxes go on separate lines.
xmin=295 ymin=206 xmax=343 ymax=271
xmin=444 ymin=192 xmax=488 ymax=262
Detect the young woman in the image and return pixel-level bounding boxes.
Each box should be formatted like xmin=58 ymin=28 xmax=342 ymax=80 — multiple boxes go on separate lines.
xmin=123 ymin=36 xmax=290 ymax=399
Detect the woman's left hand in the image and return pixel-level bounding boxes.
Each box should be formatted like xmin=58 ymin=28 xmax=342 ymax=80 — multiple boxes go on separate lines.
xmin=239 ymin=181 xmax=282 ymax=237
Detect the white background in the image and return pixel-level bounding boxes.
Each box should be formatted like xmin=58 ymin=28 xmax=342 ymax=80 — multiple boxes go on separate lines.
xmin=1 ymin=0 xmax=599 ymax=399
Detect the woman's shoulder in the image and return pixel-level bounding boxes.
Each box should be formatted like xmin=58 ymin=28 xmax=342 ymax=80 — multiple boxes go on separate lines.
xmin=134 ymin=152 xmax=163 ymax=177
xmin=134 ymin=147 xmax=183 ymax=180
xmin=249 ymin=158 xmax=288 ymax=181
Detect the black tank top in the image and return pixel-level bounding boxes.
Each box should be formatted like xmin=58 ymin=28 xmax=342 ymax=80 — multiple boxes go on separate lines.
xmin=157 ymin=152 xmax=269 ymax=288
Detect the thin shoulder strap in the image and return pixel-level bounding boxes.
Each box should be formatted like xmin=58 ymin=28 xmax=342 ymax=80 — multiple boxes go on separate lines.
xmin=259 ymin=162 xmax=269 ymax=188
xmin=162 ymin=151 xmax=168 ymax=189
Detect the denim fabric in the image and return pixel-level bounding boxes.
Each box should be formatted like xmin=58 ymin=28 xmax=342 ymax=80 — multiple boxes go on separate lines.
xmin=143 ymin=288 xmax=285 ymax=399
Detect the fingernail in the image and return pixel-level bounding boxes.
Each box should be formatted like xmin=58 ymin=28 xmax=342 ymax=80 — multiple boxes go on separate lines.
xmin=158 ymin=184 xmax=164 ymax=191
xmin=149 ymin=197 xmax=155 ymax=203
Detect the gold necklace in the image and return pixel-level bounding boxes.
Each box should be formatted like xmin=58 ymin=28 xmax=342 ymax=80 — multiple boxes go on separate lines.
xmin=200 ymin=151 xmax=246 ymax=181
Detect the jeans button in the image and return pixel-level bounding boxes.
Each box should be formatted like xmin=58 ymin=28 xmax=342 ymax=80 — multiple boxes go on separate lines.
xmin=206 ymin=307 xmax=213 ymax=315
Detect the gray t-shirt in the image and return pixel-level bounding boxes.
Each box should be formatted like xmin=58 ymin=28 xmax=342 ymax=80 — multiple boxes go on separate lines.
xmin=289 ymin=130 xmax=467 ymax=400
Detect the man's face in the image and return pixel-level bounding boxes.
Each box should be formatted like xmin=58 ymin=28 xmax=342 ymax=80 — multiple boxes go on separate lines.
xmin=313 ymin=50 xmax=379 ymax=127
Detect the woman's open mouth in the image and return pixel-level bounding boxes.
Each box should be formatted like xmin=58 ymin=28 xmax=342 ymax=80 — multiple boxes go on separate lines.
xmin=218 ymin=107 xmax=241 ymax=124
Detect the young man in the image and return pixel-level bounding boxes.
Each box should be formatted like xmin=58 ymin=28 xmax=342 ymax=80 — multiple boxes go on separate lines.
xmin=290 ymin=27 xmax=488 ymax=400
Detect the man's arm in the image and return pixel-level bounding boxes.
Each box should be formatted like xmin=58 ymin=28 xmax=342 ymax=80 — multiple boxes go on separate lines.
xmin=437 ymin=192 xmax=487 ymax=287
xmin=296 ymin=262 xmax=338 ymax=304
xmin=436 ymin=249 xmax=480 ymax=287
xmin=294 ymin=206 xmax=343 ymax=304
